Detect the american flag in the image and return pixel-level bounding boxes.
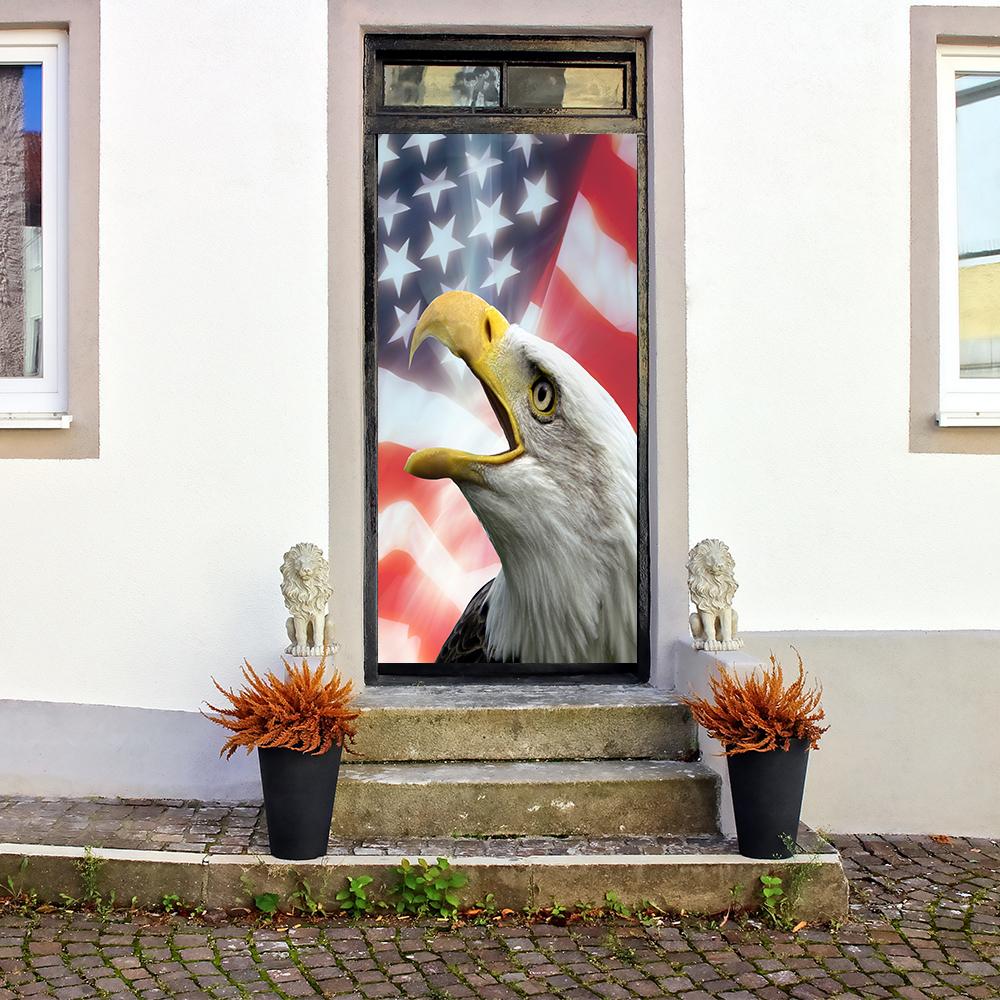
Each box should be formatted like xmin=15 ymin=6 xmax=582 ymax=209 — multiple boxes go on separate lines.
xmin=376 ymin=131 xmax=638 ymax=663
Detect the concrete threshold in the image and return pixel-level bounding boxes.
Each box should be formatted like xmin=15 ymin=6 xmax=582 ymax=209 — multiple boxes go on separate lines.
xmin=0 ymin=836 xmax=849 ymax=923
xmin=354 ymin=683 xmax=683 ymax=709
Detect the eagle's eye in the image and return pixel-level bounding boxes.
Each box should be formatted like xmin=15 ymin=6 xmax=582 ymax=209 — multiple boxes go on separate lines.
xmin=529 ymin=376 xmax=557 ymax=419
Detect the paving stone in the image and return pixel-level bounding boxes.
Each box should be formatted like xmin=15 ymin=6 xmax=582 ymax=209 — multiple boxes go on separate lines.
xmin=0 ymin=831 xmax=993 ymax=998
xmin=0 ymin=794 xmax=823 ymax=859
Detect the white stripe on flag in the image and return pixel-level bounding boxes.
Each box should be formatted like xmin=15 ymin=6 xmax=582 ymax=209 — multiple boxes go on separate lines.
xmin=378 ymin=368 xmax=508 ymax=454
xmin=519 ymin=301 xmax=543 ymax=333
xmin=378 ymin=618 xmax=423 ymax=662
xmin=554 ymin=194 xmax=638 ymax=334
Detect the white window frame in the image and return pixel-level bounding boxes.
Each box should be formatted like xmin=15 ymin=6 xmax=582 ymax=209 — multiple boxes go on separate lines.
xmin=0 ymin=29 xmax=68 ymax=423
xmin=936 ymin=44 xmax=1000 ymax=426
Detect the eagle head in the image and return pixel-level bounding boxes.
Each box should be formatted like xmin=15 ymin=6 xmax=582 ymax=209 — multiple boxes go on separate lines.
xmin=405 ymin=291 xmax=637 ymax=664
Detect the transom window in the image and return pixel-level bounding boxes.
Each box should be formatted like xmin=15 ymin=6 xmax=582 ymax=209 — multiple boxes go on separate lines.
xmin=367 ymin=37 xmax=641 ymax=121
xmin=380 ymin=60 xmax=631 ymax=113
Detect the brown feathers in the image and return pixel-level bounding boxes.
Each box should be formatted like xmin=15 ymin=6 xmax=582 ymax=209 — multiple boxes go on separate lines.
xmin=204 ymin=657 xmax=359 ymax=759
xmin=682 ymin=651 xmax=828 ymax=756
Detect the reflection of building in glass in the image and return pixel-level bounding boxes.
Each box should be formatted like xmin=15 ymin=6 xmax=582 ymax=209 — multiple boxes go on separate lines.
xmin=956 ymin=73 xmax=1000 ymax=378
xmin=23 ymin=226 xmax=41 ymax=376
xmin=506 ymin=66 xmax=624 ymax=109
xmin=0 ymin=64 xmax=42 ymax=379
xmin=507 ymin=67 xmax=567 ymax=107
xmin=384 ymin=64 xmax=500 ymax=108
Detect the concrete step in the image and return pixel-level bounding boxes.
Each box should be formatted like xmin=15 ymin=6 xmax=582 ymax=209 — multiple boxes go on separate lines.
xmin=0 ymin=827 xmax=849 ymax=923
xmin=353 ymin=684 xmax=696 ymax=763
xmin=332 ymin=758 xmax=719 ymax=839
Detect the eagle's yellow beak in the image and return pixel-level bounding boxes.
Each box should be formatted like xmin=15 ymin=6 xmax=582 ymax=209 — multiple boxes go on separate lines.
xmin=404 ymin=291 xmax=524 ymax=484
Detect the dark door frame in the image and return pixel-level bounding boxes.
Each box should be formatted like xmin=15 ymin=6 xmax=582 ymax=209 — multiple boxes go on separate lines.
xmin=363 ymin=33 xmax=649 ymax=684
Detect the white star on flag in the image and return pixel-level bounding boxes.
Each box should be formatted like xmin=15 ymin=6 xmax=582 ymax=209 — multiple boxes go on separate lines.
xmin=377 ymin=189 xmax=409 ymax=236
xmin=509 ymin=134 xmax=542 ymax=166
xmin=377 ymin=135 xmax=398 ymax=181
xmin=517 ymin=173 xmax=558 ymax=224
xmin=440 ymin=276 xmax=469 ymax=294
xmin=413 ymin=168 xmax=457 ymax=212
xmin=481 ymin=249 xmax=519 ymax=294
xmin=468 ymin=194 xmax=513 ymax=246
xmin=388 ymin=301 xmax=422 ymax=348
xmin=403 ymin=134 xmax=445 ymax=162
xmin=421 ymin=217 xmax=465 ymax=271
xmin=379 ymin=239 xmax=420 ymax=296
xmin=462 ymin=147 xmax=502 ymax=187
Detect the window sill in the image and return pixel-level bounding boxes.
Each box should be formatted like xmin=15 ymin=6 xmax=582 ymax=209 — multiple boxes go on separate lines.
xmin=0 ymin=413 xmax=73 ymax=430
xmin=937 ymin=410 xmax=1000 ymax=427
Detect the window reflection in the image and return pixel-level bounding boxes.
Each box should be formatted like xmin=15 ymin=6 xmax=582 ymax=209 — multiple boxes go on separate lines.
xmin=955 ymin=72 xmax=1000 ymax=378
xmin=507 ymin=66 xmax=624 ymax=109
xmin=0 ymin=63 xmax=42 ymax=378
xmin=384 ymin=65 xmax=500 ymax=108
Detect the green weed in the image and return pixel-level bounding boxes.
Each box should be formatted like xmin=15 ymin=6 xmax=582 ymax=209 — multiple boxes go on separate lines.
xmin=253 ymin=891 xmax=281 ymax=917
xmin=603 ymin=891 xmax=632 ymax=918
xmin=392 ymin=857 xmax=467 ymax=919
xmin=290 ymin=879 xmax=326 ymax=917
xmin=335 ymin=875 xmax=376 ymax=916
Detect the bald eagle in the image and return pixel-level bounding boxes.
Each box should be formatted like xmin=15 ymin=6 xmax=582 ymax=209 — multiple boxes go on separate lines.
xmin=406 ymin=291 xmax=637 ymax=664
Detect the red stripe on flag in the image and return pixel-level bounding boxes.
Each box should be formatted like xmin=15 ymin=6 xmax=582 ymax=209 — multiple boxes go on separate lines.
xmin=378 ymin=441 xmax=499 ymax=572
xmin=537 ymin=268 xmax=638 ymax=430
xmin=378 ymin=549 xmax=461 ymax=663
xmin=577 ymin=135 xmax=638 ymax=265
xmin=378 ymin=442 xmax=447 ymax=517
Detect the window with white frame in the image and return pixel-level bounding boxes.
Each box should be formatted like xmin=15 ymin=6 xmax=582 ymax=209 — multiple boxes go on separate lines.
xmin=937 ymin=44 xmax=1000 ymax=426
xmin=0 ymin=30 xmax=68 ymax=424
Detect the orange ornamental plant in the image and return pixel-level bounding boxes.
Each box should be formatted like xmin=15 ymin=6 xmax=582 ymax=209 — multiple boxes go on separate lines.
xmin=204 ymin=657 xmax=359 ymax=758
xmin=682 ymin=651 xmax=828 ymax=755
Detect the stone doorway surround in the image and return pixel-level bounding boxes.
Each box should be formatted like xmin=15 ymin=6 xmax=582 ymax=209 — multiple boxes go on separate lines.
xmin=327 ymin=1 xmax=688 ymax=691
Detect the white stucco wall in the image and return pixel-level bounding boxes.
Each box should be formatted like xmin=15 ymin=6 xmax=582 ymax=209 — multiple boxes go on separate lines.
xmin=0 ymin=0 xmax=995 ymax=760
xmin=677 ymin=637 xmax=1000 ymax=839
xmin=685 ymin=0 xmax=1000 ymax=632
xmin=0 ymin=0 xmax=330 ymax=711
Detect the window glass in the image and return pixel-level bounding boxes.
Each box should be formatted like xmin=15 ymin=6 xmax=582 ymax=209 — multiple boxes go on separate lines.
xmin=0 ymin=63 xmax=41 ymax=378
xmin=384 ymin=64 xmax=500 ymax=108
xmin=375 ymin=132 xmax=638 ymax=664
xmin=955 ymin=71 xmax=1000 ymax=378
xmin=506 ymin=65 xmax=625 ymax=109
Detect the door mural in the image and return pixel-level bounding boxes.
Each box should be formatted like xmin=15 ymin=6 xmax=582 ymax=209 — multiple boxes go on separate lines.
xmin=375 ymin=131 xmax=638 ymax=666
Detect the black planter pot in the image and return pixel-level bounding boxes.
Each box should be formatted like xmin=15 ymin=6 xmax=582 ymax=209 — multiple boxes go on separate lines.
xmin=257 ymin=744 xmax=343 ymax=860
xmin=726 ymin=738 xmax=809 ymax=859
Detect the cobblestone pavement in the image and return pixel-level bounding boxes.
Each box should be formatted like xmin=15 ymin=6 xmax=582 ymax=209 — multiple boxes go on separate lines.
xmin=0 ymin=834 xmax=995 ymax=999
xmin=0 ymin=797 xmax=834 ymax=859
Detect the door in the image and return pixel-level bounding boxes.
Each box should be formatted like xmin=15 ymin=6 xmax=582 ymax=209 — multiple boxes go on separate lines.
xmin=364 ymin=36 xmax=649 ymax=682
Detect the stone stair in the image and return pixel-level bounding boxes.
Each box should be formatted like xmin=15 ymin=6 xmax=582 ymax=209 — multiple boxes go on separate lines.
xmin=340 ymin=684 xmax=719 ymax=839
xmin=0 ymin=682 xmax=850 ymax=921
xmin=352 ymin=683 xmax=698 ymax=762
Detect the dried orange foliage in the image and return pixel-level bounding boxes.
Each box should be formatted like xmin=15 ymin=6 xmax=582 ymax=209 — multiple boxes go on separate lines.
xmin=682 ymin=651 xmax=828 ymax=755
xmin=204 ymin=657 xmax=359 ymax=758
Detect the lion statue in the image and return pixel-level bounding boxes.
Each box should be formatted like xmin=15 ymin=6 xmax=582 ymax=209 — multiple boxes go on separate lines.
xmin=687 ymin=538 xmax=743 ymax=651
xmin=280 ymin=542 xmax=337 ymax=657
